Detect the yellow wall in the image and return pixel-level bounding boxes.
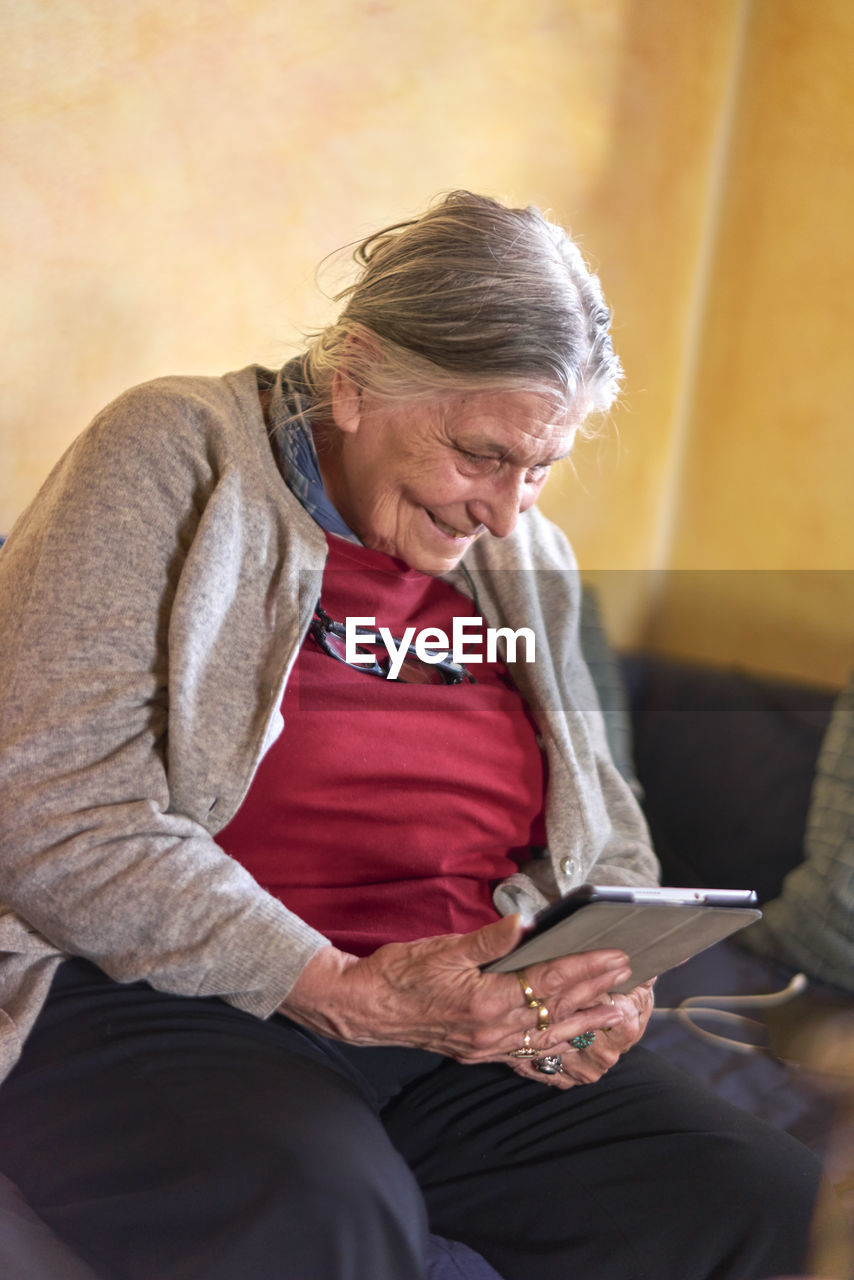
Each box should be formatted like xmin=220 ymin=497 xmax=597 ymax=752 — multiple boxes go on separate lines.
xmin=0 ymin=0 xmax=645 ymax=516
xmin=2 ymin=1 xmax=852 ymax=686
xmin=644 ymin=0 xmax=854 ymax=685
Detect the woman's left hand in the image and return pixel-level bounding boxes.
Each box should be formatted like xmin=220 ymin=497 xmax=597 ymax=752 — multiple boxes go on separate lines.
xmin=513 ymin=979 xmax=655 ymax=1089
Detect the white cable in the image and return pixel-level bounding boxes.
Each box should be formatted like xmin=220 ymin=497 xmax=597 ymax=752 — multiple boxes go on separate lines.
xmin=651 ymin=973 xmax=809 ymax=1055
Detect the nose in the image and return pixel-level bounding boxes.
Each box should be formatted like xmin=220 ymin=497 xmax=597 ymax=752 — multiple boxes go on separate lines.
xmin=467 ymin=472 xmax=534 ymax=540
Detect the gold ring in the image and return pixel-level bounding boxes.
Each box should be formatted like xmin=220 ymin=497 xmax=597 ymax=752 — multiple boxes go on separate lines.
xmin=517 ymin=972 xmax=537 ymax=1004
xmin=517 ymin=971 xmax=548 ymax=1023
xmin=508 ymin=1029 xmax=539 ymax=1060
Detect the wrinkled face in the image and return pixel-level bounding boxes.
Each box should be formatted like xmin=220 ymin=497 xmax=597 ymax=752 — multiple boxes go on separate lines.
xmin=319 ymin=377 xmax=582 ymax=575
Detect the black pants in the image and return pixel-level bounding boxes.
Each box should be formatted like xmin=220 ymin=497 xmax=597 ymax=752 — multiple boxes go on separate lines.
xmin=0 ymin=959 xmax=826 ymax=1280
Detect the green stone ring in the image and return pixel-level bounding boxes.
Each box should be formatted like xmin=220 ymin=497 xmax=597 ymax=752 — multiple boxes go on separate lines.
xmin=569 ymin=1031 xmax=597 ymax=1051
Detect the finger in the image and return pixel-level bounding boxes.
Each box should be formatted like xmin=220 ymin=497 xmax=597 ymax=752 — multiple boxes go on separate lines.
xmin=526 ymin=952 xmax=633 ymax=1007
xmin=535 ymin=1031 xmax=617 ymax=1065
xmin=528 ymin=947 xmax=631 ymax=990
xmin=477 ymin=947 xmax=633 ymax=1064
xmin=455 ymin=914 xmax=526 ymax=968
xmin=497 ymin=970 xmax=630 ymax=1050
xmin=572 ymin=994 xmax=650 ymax=1058
xmin=553 ymin=997 xmax=626 ymax=1041
xmin=521 ymin=965 xmax=632 ymax=1034
xmin=500 ymin=968 xmax=631 ymax=1054
xmin=562 ymin=1063 xmax=612 ymax=1086
xmin=570 ymin=1034 xmax=623 ymax=1068
xmin=504 ymin=1003 xmax=623 ymax=1067
xmin=512 ymin=1051 xmax=608 ymax=1088
xmin=507 ymin=972 xmax=627 ymax=1034
xmin=513 ymin=1063 xmax=576 ymax=1089
xmin=607 ymin=978 xmax=655 ymax=1004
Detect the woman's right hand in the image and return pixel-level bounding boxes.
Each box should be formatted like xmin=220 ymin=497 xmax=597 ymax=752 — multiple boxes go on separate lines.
xmin=278 ymin=914 xmax=632 ymax=1069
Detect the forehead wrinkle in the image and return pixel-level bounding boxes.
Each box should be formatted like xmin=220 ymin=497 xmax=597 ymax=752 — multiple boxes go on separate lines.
xmin=441 ymin=388 xmax=578 ymax=467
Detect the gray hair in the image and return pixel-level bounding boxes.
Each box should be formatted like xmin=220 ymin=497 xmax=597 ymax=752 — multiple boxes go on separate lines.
xmin=302 ymin=190 xmax=622 ymax=428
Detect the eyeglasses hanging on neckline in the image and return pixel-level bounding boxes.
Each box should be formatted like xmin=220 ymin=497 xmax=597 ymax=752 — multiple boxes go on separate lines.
xmin=309 ymin=604 xmax=476 ymax=686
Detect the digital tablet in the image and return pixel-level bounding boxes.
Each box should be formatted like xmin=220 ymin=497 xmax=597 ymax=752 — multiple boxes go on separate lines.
xmin=483 ymin=884 xmax=761 ymax=991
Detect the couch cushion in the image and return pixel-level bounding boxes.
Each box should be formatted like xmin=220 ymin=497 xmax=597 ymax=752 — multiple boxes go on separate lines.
xmin=624 ymin=656 xmax=835 ymax=903
xmin=741 ymin=674 xmax=854 ymax=992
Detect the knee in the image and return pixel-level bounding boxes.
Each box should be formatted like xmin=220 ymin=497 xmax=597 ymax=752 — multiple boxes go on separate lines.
xmin=693 ymin=1125 xmax=823 ymax=1276
xmin=702 ymin=1125 xmax=821 ymax=1222
xmin=176 ymin=1053 xmax=430 ymax=1278
xmin=240 ymin=1114 xmax=429 ymax=1278
xmin=282 ymin=1123 xmax=426 ymax=1231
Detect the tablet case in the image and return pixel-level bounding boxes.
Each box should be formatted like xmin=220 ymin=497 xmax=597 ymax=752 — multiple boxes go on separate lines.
xmin=484 ymin=902 xmax=762 ymax=992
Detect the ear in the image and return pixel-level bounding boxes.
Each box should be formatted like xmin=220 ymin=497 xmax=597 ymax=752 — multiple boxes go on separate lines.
xmin=330 ymin=368 xmax=362 ymax=435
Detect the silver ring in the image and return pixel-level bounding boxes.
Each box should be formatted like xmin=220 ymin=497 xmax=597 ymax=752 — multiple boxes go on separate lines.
xmin=534 ymin=1055 xmax=564 ymax=1075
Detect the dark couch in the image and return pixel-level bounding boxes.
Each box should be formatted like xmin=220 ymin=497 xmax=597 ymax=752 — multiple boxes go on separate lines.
xmin=625 ymin=653 xmax=853 ymax=1238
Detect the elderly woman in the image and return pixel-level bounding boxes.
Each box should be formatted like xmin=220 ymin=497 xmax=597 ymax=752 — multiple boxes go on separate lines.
xmin=0 ymin=192 xmax=826 ymax=1280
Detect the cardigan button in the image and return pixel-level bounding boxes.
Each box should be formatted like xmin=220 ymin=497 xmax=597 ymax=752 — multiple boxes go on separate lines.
xmin=560 ymin=857 xmax=578 ymax=877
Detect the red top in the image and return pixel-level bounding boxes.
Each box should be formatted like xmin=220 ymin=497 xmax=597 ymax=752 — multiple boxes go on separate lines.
xmin=217 ymin=535 xmax=547 ymax=955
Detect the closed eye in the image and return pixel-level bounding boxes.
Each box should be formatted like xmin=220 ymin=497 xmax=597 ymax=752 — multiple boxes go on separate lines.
xmin=457 ymin=449 xmax=502 ymax=474
xmin=457 ymin=448 xmax=553 ymax=484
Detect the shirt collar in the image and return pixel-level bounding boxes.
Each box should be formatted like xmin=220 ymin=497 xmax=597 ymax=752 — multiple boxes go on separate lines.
xmin=268 ymin=356 xmax=360 ymax=543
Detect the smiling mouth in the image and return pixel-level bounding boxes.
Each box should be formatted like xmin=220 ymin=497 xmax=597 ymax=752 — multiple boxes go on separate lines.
xmin=426 ymin=510 xmax=480 ymax=541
